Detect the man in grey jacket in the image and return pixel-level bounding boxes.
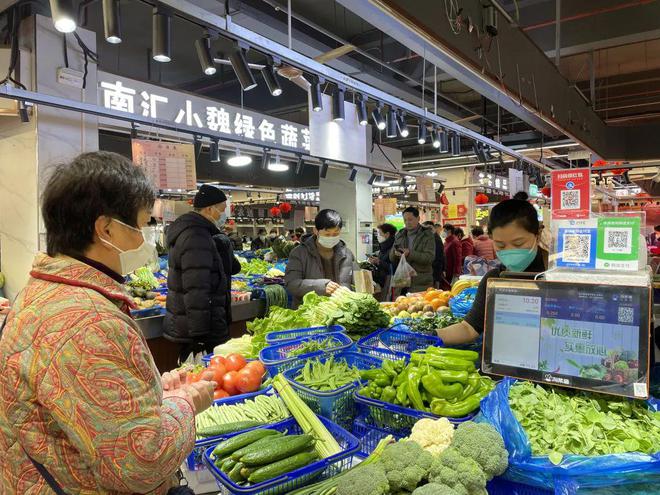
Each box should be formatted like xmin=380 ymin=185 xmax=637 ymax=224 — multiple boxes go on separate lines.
xmin=285 ymin=209 xmax=354 ymax=308
xmin=390 ymin=206 xmax=436 ymax=293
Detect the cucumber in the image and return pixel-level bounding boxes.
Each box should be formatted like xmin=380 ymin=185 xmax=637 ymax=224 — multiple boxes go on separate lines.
xmin=228 ymin=462 xmax=246 ymax=483
xmin=220 ymin=458 xmax=238 ymax=473
xmin=240 ymin=466 xmax=257 ymax=479
xmin=198 ymin=420 xmax=264 ymax=438
xmin=212 ymin=429 xmax=279 ymax=458
xmin=248 ymin=451 xmax=318 ymax=484
xmin=231 ymin=432 xmax=285 ymax=460
xmin=240 ymin=434 xmax=315 ymax=466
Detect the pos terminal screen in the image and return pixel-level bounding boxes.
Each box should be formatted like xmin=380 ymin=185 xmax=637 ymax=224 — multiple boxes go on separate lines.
xmin=482 ymin=279 xmax=651 ymax=399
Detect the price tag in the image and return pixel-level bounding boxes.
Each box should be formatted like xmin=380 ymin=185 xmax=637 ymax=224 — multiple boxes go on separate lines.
xmin=633 ymin=382 xmax=648 ymax=398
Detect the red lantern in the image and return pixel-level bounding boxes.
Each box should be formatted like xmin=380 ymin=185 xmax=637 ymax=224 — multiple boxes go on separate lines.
xmin=475 ymin=193 xmax=489 ymax=205
xmin=279 ymin=202 xmax=292 ymax=214
xmin=270 ymin=206 xmax=281 ymax=217
xmin=440 ymin=193 xmax=449 ymax=205
xmin=541 ymin=186 xmax=551 ymax=197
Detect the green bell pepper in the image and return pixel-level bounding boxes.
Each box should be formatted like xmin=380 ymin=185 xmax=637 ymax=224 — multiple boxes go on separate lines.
xmin=421 ymin=373 xmax=464 ymax=400
xmin=425 ymin=346 xmax=479 ymax=362
xmin=430 ymin=394 xmax=481 ymax=417
xmin=458 ymin=372 xmax=481 ymax=400
xmin=382 ymin=360 xmax=398 ymax=378
xmin=396 ymin=381 xmax=410 ymax=407
xmin=411 ymin=354 xmax=476 ymax=372
xmin=380 ymin=385 xmax=397 ymax=403
xmin=406 ymin=368 xmax=426 ymax=411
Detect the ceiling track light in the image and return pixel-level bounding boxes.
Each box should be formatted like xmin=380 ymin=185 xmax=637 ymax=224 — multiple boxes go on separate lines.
xmin=332 ymin=86 xmax=345 ymax=122
xmin=400 ymin=177 xmax=407 ymax=187
xmin=397 ymin=111 xmax=409 ymax=137
xmin=320 ymin=159 xmax=329 ymax=179
xmin=372 ymin=104 xmax=386 ymax=131
xmin=152 ymin=9 xmax=171 ymax=62
xmin=102 ymin=0 xmax=121 ymax=43
xmin=431 ymin=129 xmax=440 ymax=149
xmin=261 ymin=148 xmax=269 ymax=170
xmin=311 ymin=76 xmax=323 ymax=112
xmin=385 ymin=107 xmax=398 ymax=138
xmin=451 ymin=133 xmax=461 ymax=157
xmin=18 ymin=100 xmax=29 ymax=123
xmin=348 ymin=166 xmax=358 ymax=182
xmin=229 ymin=46 xmax=257 ymax=91
xmin=268 ymin=152 xmax=289 ymax=172
xmin=195 ymin=36 xmax=216 ymax=76
xmin=295 ymin=155 xmax=304 ymax=175
xmin=261 ymin=58 xmax=282 ymax=96
xmin=227 ymin=147 xmax=252 ymax=167
xmin=50 ymin=0 xmax=76 ymax=33
xmin=417 ymin=120 xmax=427 ymax=145
xmin=210 ymin=139 xmax=220 ymax=163
xmin=357 ymin=93 xmax=368 ymax=126
xmin=367 ymin=172 xmax=377 ymax=186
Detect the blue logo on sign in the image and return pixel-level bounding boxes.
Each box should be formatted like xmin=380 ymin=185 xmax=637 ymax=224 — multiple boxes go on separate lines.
xmin=566 ymin=181 xmax=575 ymax=189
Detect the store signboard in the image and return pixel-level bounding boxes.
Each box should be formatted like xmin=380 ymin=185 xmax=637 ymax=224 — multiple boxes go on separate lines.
xmin=416 ymin=176 xmax=436 ymax=202
xmin=550 ymin=168 xmax=591 ymax=220
xmin=132 ymin=139 xmax=197 ymax=191
xmin=98 ymin=72 xmax=310 ymax=154
xmin=374 ymin=197 xmax=398 ymax=224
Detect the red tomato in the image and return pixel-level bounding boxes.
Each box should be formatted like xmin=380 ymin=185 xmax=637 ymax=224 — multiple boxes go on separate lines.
xmin=236 ymin=367 xmax=262 ymax=394
xmin=206 ymin=364 xmax=226 ymax=387
xmin=222 ymin=371 xmax=239 ymax=395
xmin=225 ymin=353 xmax=248 ymax=372
xmin=244 ymin=360 xmax=266 ymax=377
xmin=214 ymin=389 xmax=230 ymax=400
xmin=210 ymin=355 xmax=227 ymax=368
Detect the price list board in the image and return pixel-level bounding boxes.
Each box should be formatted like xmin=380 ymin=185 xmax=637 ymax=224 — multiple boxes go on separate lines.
xmin=131 ymin=139 xmax=197 ymax=191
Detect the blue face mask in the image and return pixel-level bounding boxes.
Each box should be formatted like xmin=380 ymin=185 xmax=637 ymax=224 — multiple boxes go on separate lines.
xmin=496 ymin=243 xmax=538 ymax=272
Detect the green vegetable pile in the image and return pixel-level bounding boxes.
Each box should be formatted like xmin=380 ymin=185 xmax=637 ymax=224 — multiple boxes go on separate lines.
xmin=272 ymin=238 xmax=296 ymax=259
xmin=240 ymin=258 xmax=273 ymax=276
xmin=126 ymin=266 xmax=159 ymax=290
xmin=509 ymin=381 xmax=660 ymax=464
xmin=294 ymin=356 xmax=361 ymax=391
xmin=402 ymin=312 xmax=462 ymax=336
xmin=289 ymin=336 xmax=341 ymax=358
xmin=360 ymin=346 xmax=494 ymax=418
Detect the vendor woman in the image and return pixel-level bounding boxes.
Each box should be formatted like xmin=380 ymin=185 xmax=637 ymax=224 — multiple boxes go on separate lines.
xmin=438 ymin=199 xmax=547 ymax=344
xmin=285 ymin=209 xmax=354 ymax=308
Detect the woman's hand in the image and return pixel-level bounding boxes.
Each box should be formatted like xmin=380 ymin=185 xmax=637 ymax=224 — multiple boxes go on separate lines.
xmin=368 ymin=256 xmax=380 ymax=265
xmin=325 ymin=281 xmax=341 ymax=295
xmin=164 ymin=380 xmax=216 ymax=415
xmin=161 ymin=369 xmax=187 ymax=391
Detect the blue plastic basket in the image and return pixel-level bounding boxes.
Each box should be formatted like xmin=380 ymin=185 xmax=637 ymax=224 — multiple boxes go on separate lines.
xmin=185 ymin=386 xmax=274 ymax=471
xmin=282 ymin=351 xmax=383 ymax=429
xmin=353 ymin=388 xmax=477 ymax=438
xmin=259 ymin=333 xmax=354 ymax=376
xmin=486 ymin=477 xmax=553 ymax=495
xmin=357 ymin=328 xmax=441 ymax=360
xmin=203 ymin=416 xmax=359 ymax=495
xmin=351 ymin=414 xmax=403 ymax=458
xmin=265 ymin=325 xmax=347 ymax=345
xmin=130 ymin=305 xmax=166 ymax=318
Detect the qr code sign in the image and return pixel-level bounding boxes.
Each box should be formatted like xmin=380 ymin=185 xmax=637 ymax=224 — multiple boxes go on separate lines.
xmin=562 ymin=234 xmax=591 ymax=262
xmin=604 ymin=227 xmax=632 ymax=254
xmin=618 ymin=306 xmax=634 ymax=324
xmin=560 ymin=189 xmax=580 ymax=210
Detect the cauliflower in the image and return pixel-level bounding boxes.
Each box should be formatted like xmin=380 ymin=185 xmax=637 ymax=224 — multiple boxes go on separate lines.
xmin=412 ymin=483 xmax=462 ymax=495
xmin=428 ymin=447 xmax=487 ymax=495
xmin=451 ymin=422 xmax=509 ymax=480
xmin=380 ymin=441 xmax=434 ymax=493
xmin=336 ymin=462 xmax=389 ymax=495
xmin=409 ymin=418 xmax=454 ymax=456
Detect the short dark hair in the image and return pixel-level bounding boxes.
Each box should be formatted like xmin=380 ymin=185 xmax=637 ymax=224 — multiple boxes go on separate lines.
xmin=315 ymin=209 xmax=343 ymax=230
xmin=378 ymin=223 xmax=397 ymax=237
xmin=471 ymin=226 xmax=484 ymax=237
xmin=42 ymin=151 xmax=155 ymax=257
xmin=455 ymin=227 xmax=465 ymax=239
xmin=269 ymin=229 xmax=278 ymax=234
xmin=402 ymin=206 xmax=420 ymax=217
xmin=655 ymin=225 xmax=660 ymax=232
xmin=513 ymin=191 xmax=529 ymax=201
xmin=422 ymin=221 xmax=434 ymax=227
xmin=295 ymin=227 xmax=305 ymax=235
xmin=443 ymin=224 xmax=455 ymax=235
xmin=257 ymin=228 xmax=267 ymax=235
xmin=488 ymin=199 xmax=539 ymax=235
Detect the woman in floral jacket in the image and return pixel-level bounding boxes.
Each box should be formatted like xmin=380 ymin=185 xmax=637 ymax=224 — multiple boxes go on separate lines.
xmin=0 ymin=152 xmax=215 ymax=494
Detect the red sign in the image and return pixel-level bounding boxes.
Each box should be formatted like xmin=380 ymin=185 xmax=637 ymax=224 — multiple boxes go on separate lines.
xmin=550 ymin=168 xmax=591 ymax=220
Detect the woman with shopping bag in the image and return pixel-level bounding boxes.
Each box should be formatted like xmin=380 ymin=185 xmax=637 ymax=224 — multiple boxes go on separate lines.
xmin=389 ymin=207 xmax=435 ymax=293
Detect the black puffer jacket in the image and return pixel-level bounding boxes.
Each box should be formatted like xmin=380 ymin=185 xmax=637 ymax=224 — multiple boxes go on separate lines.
xmin=213 ymin=233 xmax=241 ymax=325
xmin=164 ymin=212 xmax=228 ymax=345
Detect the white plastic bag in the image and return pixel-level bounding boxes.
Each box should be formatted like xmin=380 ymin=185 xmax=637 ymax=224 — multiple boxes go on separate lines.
xmin=392 ymin=254 xmax=417 ymax=288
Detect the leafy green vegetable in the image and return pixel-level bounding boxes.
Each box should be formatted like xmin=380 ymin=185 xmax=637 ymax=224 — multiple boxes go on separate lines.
xmin=126 ymin=266 xmax=159 ymax=290
xmin=240 ymin=258 xmax=273 ymax=276
xmin=509 ymin=381 xmax=660 ymax=458
xmin=289 ymin=336 xmax=341 ymax=357
xmin=316 ymin=288 xmax=390 ymax=338
xmin=294 ymin=356 xmax=362 ymax=391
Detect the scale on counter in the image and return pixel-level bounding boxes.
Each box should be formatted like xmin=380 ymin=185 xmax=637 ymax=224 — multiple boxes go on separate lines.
xmin=482 ymin=278 xmax=652 ymax=399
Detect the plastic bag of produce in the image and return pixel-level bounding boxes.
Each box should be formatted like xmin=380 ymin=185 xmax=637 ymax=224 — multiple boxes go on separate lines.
xmin=480 ymin=377 xmax=660 ymax=494
xmin=392 ymin=254 xmax=416 ymax=288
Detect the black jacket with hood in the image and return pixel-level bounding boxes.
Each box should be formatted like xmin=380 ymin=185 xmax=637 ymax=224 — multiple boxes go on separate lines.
xmin=164 ymin=212 xmax=228 ymax=345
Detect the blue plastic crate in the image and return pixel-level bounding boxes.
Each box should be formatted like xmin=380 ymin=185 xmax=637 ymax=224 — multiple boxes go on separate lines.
xmin=185 ymin=386 xmax=274 ymax=471
xmin=203 ymin=416 xmax=359 ymax=495
xmin=351 ymin=414 xmax=402 ymax=458
xmin=282 ymin=351 xmax=383 ymax=430
xmin=259 ymin=333 xmax=354 ymax=376
xmin=353 ymin=388 xmax=477 ymax=438
xmin=357 ymin=328 xmax=441 ymax=360
xmin=265 ymin=325 xmax=347 ymax=345
xmin=486 ymin=477 xmax=553 ymax=495
xmin=130 ymin=305 xmax=166 ymax=318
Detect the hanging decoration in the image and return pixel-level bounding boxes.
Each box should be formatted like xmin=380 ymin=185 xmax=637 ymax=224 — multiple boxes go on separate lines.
xmin=279 ymin=202 xmax=293 ymax=214
xmin=475 ymin=193 xmax=489 ymax=205
xmin=440 ymin=193 xmax=449 ymax=205
xmin=592 ymin=159 xmax=629 ymax=176
xmin=269 ymin=206 xmax=282 ymax=217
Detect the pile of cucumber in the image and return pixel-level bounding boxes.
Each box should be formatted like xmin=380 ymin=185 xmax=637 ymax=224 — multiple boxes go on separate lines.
xmin=212 ymin=428 xmax=319 ymax=485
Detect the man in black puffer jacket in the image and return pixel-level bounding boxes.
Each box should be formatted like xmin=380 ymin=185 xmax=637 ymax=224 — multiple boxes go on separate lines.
xmin=165 ymin=185 xmax=229 ymax=362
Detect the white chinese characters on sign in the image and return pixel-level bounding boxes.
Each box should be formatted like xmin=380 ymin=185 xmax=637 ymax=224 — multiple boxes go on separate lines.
xmin=175 ymin=100 xmax=204 ymax=128
xmin=141 ymin=91 xmax=168 ymax=118
xmin=234 ymin=113 xmax=255 ymax=139
xmin=258 ymin=119 xmax=276 ymax=143
xmin=101 ymin=81 xmax=135 ymax=113
xmin=281 ymin=124 xmax=298 ymax=148
xmin=206 ymin=106 xmax=231 ymax=133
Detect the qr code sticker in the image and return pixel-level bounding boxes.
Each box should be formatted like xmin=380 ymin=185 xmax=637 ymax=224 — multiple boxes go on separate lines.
xmin=618 ymin=306 xmax=634 ymax=324
xmin=562 ymin=234 xmax=591 ymax=262
xmin=561 ymin=189 xmax=580 ymax=210
xmin=604 ymin=227 xmax=632 ymax=254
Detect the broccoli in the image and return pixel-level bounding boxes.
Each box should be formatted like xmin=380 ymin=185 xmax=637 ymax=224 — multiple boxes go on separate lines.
xmin=428 ymin=447 xmax=486 ymax=495
xmin=336 ymin=462 xmax=389 ymax=495
xmin=380 ymin=441 xmax=434 ymax=493
xmin=451 ymin=422 xmax=509 ymax=480
xmin=412 ymin=483 xmax=462 ymax=495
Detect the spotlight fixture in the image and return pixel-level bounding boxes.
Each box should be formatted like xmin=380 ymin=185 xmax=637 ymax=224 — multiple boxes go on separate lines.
xmin=268 ymin=152 xmax=289 ymax=172
xmin=437 ymin=183 xmax=445 ymax=194
xmin=50 ymin=0 xmax=76 ymax=33
xmin=227 ymin=147 xmax=252 ymax=167
xmin=372 ymin=104 xmax=386 ymax=131
xmin=229 ymin=46 xmax=257 ymax=91
xmin=261 ymin=59 xmax=282 ymax=96
xmin=102 ymin=0 xmax=121 ymax=43
xmin=295 ymin=155 xmax=304 ymax=175
xmin=209 ymin=139 xmax=220 ymax=163
xmin=332 ymin=87 xmax=345 ymax=122
xmin=261 ymin=148 xmax=269 ymax=170
xmin=438 ymin=128 xmax=449 ymax=153
xmin=386 ymin=107 xmax=397 ymax=138
xmin=357 ymin=94 xmax=368 ymax=126
xmin=431 ymin=129 xmax=440 ymax=149
xmin=401 ymin=177 xmax=407 ymax=187
xmin=451 ymin=133 xmax=461 ymax=156
xmin=417 ymin=120 xmax=427 ymax=145
xmin=18 ymin=101 xmax=29 ymax=123
xmin=373 ymin=174 xmax=389 ymax=187
xmin=367 ymin=172 xmax=377 ymax=185
xmin=311 ymin=76 xmax=323 ymax=112
xmin=348 ymin=166 xmax=358 ymax=182
xmin=397 ymin=111 xmax=409 ymax=137
xmin=195 ymin=37 xmax=216 ymax=75
xmin=320 ymin=159 xmax=329 ymax=179
xmin=152 ymin=10 xmax=171 ymax=62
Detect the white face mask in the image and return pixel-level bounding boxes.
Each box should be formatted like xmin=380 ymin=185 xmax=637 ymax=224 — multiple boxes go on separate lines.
xmin=100 ymin=219 xmax=157 ymax=276
xmin=377 ymin=234 xmax=387 ymax=243
xmin=259 ymin=235 xmax=266 ymax=241
xmin=211 ymin=206 xmax=227 ymax=229
xmin=318 ymin=235 xmax=341 ymax=249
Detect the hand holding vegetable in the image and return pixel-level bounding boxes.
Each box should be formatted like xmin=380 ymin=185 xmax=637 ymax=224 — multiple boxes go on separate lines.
xmin=165 ymin=380 xmax=216 ymax=415
xmin=161 ymin=368 xmax=187 ymax=391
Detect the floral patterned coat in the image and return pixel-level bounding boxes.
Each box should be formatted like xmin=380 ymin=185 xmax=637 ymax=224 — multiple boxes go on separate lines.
xmin=0 ymin=254 xmax=195 ymax=494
